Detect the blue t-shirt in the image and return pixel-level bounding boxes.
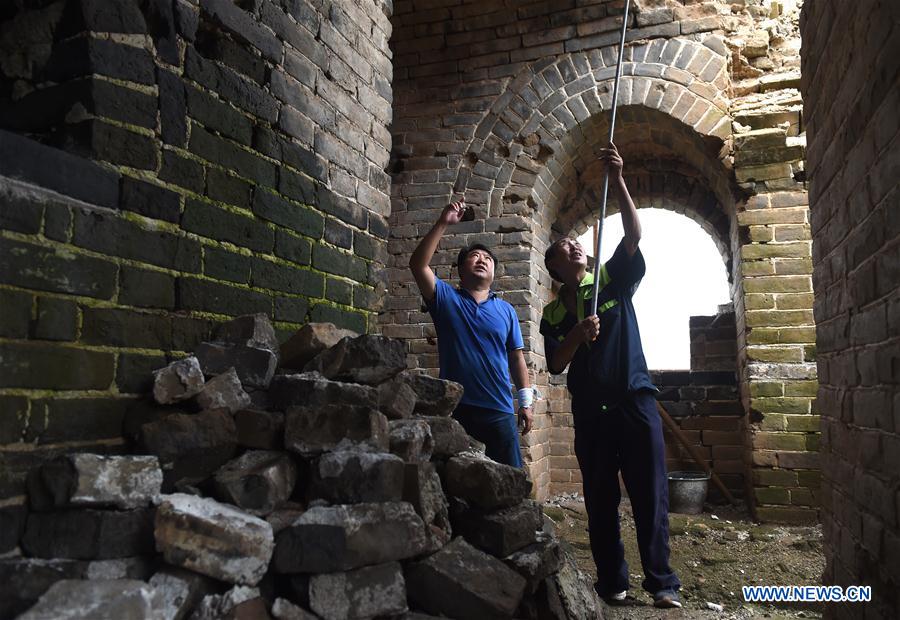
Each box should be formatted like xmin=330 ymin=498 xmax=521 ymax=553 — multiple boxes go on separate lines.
xmin=426 ymin=278 xmax=524 ymax=413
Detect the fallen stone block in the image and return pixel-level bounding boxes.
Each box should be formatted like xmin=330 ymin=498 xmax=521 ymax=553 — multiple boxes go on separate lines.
xmin=309 ymin=561 xmax=408 ymax=620
xmin=280 ymin=322 xmax=357 ymax=370
xmin=272 ymin=502 xmax=429 ymax=573
xmin=217 ymin=313 xmax=280 ymax=352
xmin=18 ymin=579 xmax=167 ymax=620
xmin=0 ymin=558 xmax=87 ymax=619
xmin=213 ymin=450 xmax=298 ymax=515
xmin=83 ymin=556 xmax=156 ymax=580
xmin=442 ymin=456 xmax=532 ymax=510
xmin=389 ymin=419 xmax=434 ymax=463
xmin=534 ymin=551 xmax=602 ymax=620
xmin=378 ymin=375 xmax=417 ymax=419
xmin=266 ymin=503 xmax=307 ymax=535
xmin=405 ymin=537 xmax=526 ymax=620
xmin=196 ymin=341 xmax=278 ymax=389
xmin=503 ymin=534 xmax=565 ymax=595
xmin=403 ymin=462 xmax=451 ymax=551
xmin=401 ymin=372 xmax=464 ymax=416
xmin=246 ymin=387 xmax=272 ymax=411
xmin=235 ymin=408 xmax=285 ymax=450
xmin=153 ymin=356 xmax=204 ymax=404
xmin=450 ymin=499 xmax=542 ymax=558
xmin=420 ymin=416 xmax=470 ymax=458
xmin=139 ymin=408 xmax=238 ymax=489
xmin=195 ymin=367 xmax=252 ymax=413
xmin=304 ymin=335 xmax=406 ymax=385
xmin=269 ymin=372 xmax=377 ymax=411
xmin=272 ymin=597 xmax=319 ymax=620
xmin=191 ymin=585 xmax=265 ymax=620
xmin=28 ymin=454 xmax=162 ymax=511
xmin=154 ymin=493 xmax=274 ymax=586
xmin=285 ymin=404 xmax=389 ymax=457
xmin=22 ymin=507 xmax=155 ymax=559
xmin=309 ymin=450 xmax=404 ymax=504
xmin=148 ymin=566 xmax=218 ymax=620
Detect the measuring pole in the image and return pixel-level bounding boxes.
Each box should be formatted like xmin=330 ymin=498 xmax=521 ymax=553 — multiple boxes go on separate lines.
xmin=590 ymin=0 xmax=632 ymax=315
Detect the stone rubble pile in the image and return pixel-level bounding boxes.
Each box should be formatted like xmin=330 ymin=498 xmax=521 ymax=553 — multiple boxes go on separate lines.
xmin=1 ymin=316 xmax=601 ymax=620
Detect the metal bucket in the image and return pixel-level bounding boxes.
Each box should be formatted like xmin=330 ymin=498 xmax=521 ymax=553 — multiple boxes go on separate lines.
xmin=667 ymin=471 xmax=710 ymax=514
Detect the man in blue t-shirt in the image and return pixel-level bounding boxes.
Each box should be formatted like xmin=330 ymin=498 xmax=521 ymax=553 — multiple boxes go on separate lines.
xmin=409 ymin=200 xmax=534 ymax=467
xmin=540 ymin=143 xmax=681 ymax=609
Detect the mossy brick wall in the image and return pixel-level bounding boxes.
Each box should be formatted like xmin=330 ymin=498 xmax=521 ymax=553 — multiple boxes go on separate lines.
xmin=386 ymin=0 xmax=818 ymax=515
xmin=0 ymin=0 xmax=393 ymax=511
xmin=802 ymin=1 xmax=900 ymax=617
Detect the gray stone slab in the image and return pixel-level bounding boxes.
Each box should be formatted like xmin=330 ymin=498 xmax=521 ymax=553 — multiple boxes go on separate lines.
xmin=154 ymin=493 xmax=274 ymax=586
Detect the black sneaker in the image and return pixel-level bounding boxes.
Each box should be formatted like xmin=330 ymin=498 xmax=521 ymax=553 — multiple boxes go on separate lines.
xmin=604 ymin=590 xmax=627 ymax=605
xmin=653 ymin=589 xmax=682 ymax=609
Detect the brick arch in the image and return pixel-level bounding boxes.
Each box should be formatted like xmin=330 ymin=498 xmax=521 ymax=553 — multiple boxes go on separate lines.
xmin=453 ymin=38 xmax=732 ymax=210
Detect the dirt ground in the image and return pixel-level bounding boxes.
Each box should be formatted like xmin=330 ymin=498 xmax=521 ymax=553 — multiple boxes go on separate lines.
xmin=544 ymin=495 xmax=825 ymax=620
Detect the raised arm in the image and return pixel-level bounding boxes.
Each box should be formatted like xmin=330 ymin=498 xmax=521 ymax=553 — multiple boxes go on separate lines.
xmin=601 ymin=142 xmax=640 ymax=257
xmin=409 ymin=201 xmax=466 ymax=302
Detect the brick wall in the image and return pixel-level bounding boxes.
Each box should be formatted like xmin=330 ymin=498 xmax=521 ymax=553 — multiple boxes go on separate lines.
xmin=388 ymin=0 xmax=818 ymax=511
xmin=802 ymin=1 xmax=900 ymax=617
xmin=0 ymin=0 xmax=393 ymax=526
xmin=690 ymin=306 xmax=737 ymax=371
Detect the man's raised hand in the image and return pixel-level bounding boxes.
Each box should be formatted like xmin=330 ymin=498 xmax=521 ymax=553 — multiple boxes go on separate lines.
xmin=598 ymin=141 xmax=624 ymax=180
xmin=439 ymin=200 xmax=467 ymax=226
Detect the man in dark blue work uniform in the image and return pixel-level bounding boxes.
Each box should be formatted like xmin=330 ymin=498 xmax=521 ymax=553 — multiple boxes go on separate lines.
xmin=540 ymin=143 xmax=681 ymax=608
xmin=409 ymin=200 xmax=534 ymax=467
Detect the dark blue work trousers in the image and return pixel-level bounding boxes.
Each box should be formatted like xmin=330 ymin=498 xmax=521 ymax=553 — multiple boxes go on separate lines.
xmin=572 ymin=390 xmax=680 ymax=596
xmin=452 ymin=403 xmax=523 ymax=468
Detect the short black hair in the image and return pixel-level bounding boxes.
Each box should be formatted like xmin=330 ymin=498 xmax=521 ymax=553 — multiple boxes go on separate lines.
xmin=456 ymin=243 xmax=497 ymax=270
xmin=544 ymin=238 xmax=568 ymax=282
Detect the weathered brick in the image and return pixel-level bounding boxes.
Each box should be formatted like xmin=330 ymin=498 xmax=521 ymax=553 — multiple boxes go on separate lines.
xmin=33 ymin=297 xmax=77 ymax=341
xmin=309 ymin=303 xmax=367 ymax=333
xmin=206 ymin=168 xmax=253 ymax=209
xmin=159 ymin=147 xmax=206 ymax=190
xmin=313 ymin=243 xmax=368 ymax=281
xmin=184 ymin=48 xmax=279 ymax=122
xmin=121 ymin=177 xmax=181 ymax=224
xmin=189 ymin=125 xmax=277 ymax=188
xmin=0 ymin=395 xmax=28 ymax=444
xmin=0 ymin=289 xmax=32 ymax=338
xmin=73 ymin=208 xmax=201 ymax=272
xmin=251 ymin=257 xmax=324 ymax=297
xmin=116 ymin=352 xmax=168 ymax=394
xmin=252 ymin=189 xmax=324 ymax=238
xmin=177 ymin=277 xmax=272 ymax=317
xmin=274 ymin=230 xmax=312 ymax=265
xmin=0 ymin=342 xmax=113 ymax=390
xmin=119 ymin=266 xmax=176 ymax=310
xmin=204 ymin=246 xmax=252 ymax=284
xmin=62 ymin=119 xmax=158 ymax=170
xmin=0 ymin=237 xmax=117 ymax=299
xmin=159 ymin=68 xmax=188 ymax=146
xmin=186 ymin=85 xmax=253 ymax=146
xmin=182 ymin=199 xmax=274 ymax=253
